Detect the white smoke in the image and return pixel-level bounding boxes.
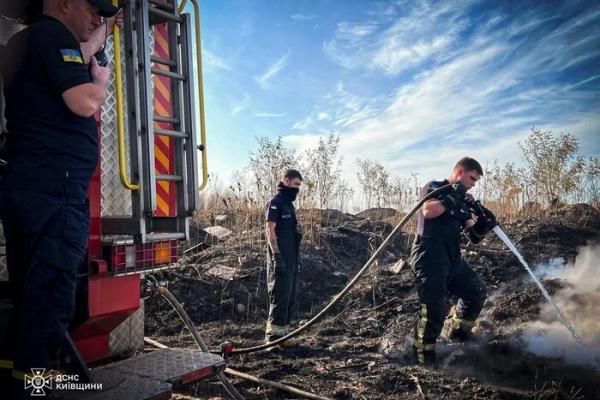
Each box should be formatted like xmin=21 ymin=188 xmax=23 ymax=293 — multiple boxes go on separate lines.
xmin=520 ymin=243 xmax=600 ymax=368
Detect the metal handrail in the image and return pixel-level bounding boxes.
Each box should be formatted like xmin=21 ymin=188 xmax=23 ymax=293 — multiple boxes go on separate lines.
xmin=179 ymin=0 xmax=209 ymax=191
xmin=113 ymin=0 xmax=207 ymax=191
xmin=113 ymin=0 xmax=139 ymax=191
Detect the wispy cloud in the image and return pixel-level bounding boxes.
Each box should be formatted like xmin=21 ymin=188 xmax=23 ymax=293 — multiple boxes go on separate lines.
xmin=290 ymin=14 xmax=317 ymax=21
xmin=204 ymin=1 xmax=599 ymax=185
xmin=254 ymin=112 xmax=287 ymax=118
xmin=323 ymin=1 xmax=468 ymax=75
xmin=231 ymin=92 xmax=251 ymax=115
xmin=292 ymin=82 xmax=387 ymax=131
xmin=254 ymin=53 xmax=289 ymax=90
xmin=290 ymin=0 xmax=600 ymax=181
xmin=203 ymin=49 xmax=232 ymax=71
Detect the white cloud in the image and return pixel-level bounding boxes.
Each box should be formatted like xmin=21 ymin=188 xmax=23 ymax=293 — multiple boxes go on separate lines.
xmin=291 ymin=82 xmax=386 ymax=131
xmin=231 ymin=92 xmax=251 ymax=115
xmin=254 ymin=112 xmax=287 ymax=118
xmin=289 ymin=1 xmax=600 ymax=187
xmin=323 ymin=0 xmax=468 ymax=75
xmin=317 ymin=112 xmax=331 ymax=121
xmin=203 ymin=49 xmax=232 ymax=71
xmin=254 ymin=53 xmax=289 ymax=90
xmin=290 ymin=14 xmax=317 ymax=21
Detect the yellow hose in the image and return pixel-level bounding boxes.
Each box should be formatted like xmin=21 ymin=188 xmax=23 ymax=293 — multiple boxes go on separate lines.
xmin=113 ymin=0 xmax=139 ymax=190
xmin=179 ymin=0 xmax=209 ymax=191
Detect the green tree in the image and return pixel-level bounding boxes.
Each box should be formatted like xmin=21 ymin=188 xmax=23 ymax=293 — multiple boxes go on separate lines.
xmin=356 ymin=159 xmax=389 ymax=209
xmin=304 ymin=134 xmax=342 ymax=208
xmin=249 ymin=136 xmax=297 ymax=201
xmin=519 ymin=127 xmax=585 ymax=203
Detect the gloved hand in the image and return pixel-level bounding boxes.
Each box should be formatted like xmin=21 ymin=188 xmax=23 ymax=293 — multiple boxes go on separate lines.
xmin=471 ymin=201 xmax=497 ymax=229
xmin=464 ymin=193 xmax=475 ymax=206
xmin=439 ymin=183 xmax=467 ymax=210
xmin=481 ymin=206 xmax=497 ymax=229
xmin=466 ymin=201 xmax=497 ymax=243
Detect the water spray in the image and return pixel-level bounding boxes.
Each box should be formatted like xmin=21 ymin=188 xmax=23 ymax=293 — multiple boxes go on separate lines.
xmin=492 ymin=225 xmax=600 ymax=368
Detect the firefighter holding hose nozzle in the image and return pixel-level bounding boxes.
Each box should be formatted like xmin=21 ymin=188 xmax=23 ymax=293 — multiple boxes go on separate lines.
xmin=411 ymin=157 xmax=497 ymax=365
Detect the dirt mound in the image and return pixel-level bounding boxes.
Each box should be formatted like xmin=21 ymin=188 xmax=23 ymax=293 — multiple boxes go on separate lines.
xmin=297 ymin=208 xmax=354 ymax=227
xmin=355 ymin=207 xmax=401 ymax=222
xmin=544 ymin=203 xmax=600 ymax=228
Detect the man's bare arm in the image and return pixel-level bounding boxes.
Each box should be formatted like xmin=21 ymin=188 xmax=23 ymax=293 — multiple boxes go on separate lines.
xmin=62 ymin=57 xmax=109 ymax=117
xmin=81 ymin=11 xmax=123 ymax=64
xmin=463 ymin=218 xmax=475 ymax=230
xmin=422 ymin=199 xmax=446 ymax=219
xmin=81 ymin=22 xmax=109 ymax=64
xmin=266 ymin=221 xmax=279 ymax=253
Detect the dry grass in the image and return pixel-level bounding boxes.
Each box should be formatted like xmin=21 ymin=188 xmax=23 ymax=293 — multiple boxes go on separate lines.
xmin=192 ymin=185 xmax=599 ymax=248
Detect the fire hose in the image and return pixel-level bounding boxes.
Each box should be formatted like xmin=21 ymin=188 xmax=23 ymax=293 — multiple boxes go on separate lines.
xmin=149 ymin=282 xmax=245 ymax=400
xmin=148 ymin=183 xmax=454 ymax=357
xmin=144 ymin=183 xmax=477 ymax=398
xmin=228 ymin=183 xmax=454 ymax=354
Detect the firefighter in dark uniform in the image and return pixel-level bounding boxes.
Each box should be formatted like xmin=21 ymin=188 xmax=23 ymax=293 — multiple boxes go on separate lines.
xmin=0 ymin=0 xmax=118 ymax=397
xmin=411 ymin=157 xmax=496 ymax=365
xmin=264 ymin=169 xmax=303 ymax=349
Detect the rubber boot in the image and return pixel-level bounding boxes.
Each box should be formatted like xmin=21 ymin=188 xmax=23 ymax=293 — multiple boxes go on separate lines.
xmin=413 ymin=344 xmax=436 ymax=366
xmin=445 ymin=309 xmax=476 ymax=343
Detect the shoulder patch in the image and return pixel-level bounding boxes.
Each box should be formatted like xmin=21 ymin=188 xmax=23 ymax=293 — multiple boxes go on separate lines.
xmin=60 ymin=48 xmax=83 ymax=63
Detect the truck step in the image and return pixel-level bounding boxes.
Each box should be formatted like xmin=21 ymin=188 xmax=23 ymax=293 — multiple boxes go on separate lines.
xmin=56 ymin=348 xmax=225 ymax=400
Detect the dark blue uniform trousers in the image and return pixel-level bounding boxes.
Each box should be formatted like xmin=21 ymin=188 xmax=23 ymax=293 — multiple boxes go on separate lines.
xmin=0 ymin=189 xmax=89 ymax=398
xmin=266 ymin=232 xmax=301 ymax=337
xmin=411 ymin=236 xmax=487 ymax=357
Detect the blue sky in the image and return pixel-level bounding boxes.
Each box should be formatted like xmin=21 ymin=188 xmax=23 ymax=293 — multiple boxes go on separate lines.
xmin=185 ymin=0 xmax=600 ymax=184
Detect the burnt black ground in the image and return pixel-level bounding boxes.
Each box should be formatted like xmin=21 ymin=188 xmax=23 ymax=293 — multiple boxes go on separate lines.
xmin=145 ymin=204 xmax=600 ymax=399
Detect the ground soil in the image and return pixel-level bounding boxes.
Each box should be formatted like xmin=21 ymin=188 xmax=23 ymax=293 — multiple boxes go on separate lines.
xmin=145 ymin=204 xmax=600 ymax=399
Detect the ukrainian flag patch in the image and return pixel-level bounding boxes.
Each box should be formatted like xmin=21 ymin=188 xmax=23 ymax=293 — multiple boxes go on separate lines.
xmin=60 ymin=48 xmax=83 ymax=63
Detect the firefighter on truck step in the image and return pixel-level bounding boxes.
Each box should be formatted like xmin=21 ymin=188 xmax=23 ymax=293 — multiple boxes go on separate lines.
xmin=0 ymin=1 xmax=119 ymax=398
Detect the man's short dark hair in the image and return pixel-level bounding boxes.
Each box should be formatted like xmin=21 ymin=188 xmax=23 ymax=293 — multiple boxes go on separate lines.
xmin=283 ymin=169 xmax=303 ymax=181
xmin=454 ymin=157 xmax=483 ymax=175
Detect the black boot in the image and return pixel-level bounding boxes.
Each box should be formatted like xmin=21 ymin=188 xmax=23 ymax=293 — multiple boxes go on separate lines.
xmin=413 ymin=344 xmax=436 ymax=366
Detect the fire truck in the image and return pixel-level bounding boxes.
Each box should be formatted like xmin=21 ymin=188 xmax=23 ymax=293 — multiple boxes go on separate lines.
xmin=0 ymin=1 xmax=226 ymax=398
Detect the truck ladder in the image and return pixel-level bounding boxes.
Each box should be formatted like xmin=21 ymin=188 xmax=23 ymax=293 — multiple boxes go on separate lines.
xmin=102 ymin=0 xmax=201 ymax=243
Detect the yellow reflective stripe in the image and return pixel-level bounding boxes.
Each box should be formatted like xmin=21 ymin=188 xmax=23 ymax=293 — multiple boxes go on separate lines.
xmin=0 ymin=359 xmax=14 ymax=369
xmin=415 ymin=343 xmax=436 ymax=351
xmin=12 ymin=369 xmax=25 ymax=380
xmin=451 ymin=308 xmax=475 ymax=328
xmin=416 ymin=303 xmax=428 ymax=348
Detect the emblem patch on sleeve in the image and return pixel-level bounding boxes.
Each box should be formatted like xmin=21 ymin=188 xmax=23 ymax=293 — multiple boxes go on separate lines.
xmin=60 ymin=48 xmax=83 ymax=63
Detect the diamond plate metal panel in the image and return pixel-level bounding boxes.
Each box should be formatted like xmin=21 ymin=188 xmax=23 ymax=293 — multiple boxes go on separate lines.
xmin=97 ymin=348 xmax=225 ymax=382
xmin=100 ymin=31 xmax=156 ymax=219
xmin=109 ymin=302 xmax=145 ymax=357
xmin=57 ymin=372 xmax=171 ymax=400
xmin=101 ymin=37 xmax=134 ymax=217
xmin=58 ymin=349 xmax=224 ymax=400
